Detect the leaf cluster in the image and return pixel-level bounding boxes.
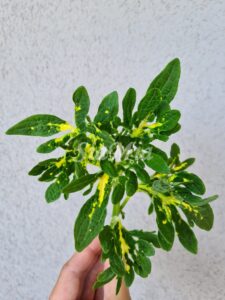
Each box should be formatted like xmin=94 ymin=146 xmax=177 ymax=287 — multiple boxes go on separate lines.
xmin=6 ymin=58 xmax=218 ymax=293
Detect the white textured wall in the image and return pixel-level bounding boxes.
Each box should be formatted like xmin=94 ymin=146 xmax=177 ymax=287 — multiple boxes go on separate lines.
xmin=1 ymin=1 xmax=225 ymax=299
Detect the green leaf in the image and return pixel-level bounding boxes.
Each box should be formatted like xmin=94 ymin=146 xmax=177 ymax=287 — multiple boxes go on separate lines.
xmin=99 ymin=225 xmax=114 ymax=253
xmin=150 ymin=145 xmax=168 ymax=162
xmin=112 ymin=182 xmax=125 ymax=204
xmin=109 ymin=251 xmax=125 ymax=276
xmin=28 ymin=158 xmax=58 ymax=176
xmin=137 ymin=240 xmax=155 ymax=256
xmin=184 ymin=204 xmax=214 ymax=231
xmin=125 ymin=171 xmax=138 ymax=196
xmin=73 ymin=86 xmax=90 ymax=130
xmin=130 ymin=230 xmax=160 ymax=248
xmin=132 ymin=165 xmax=150 ymax=184
xmin=37 ymin=135 xmax=70 ymax=153
xmin=173 ymin=158 xmax=195 ymax=171
xmin=176 ymin=189 xmax=218 ymax=207
xmin=63 ymin=173 xmax=99 ymax=194
xmin=198 ymin=195 xmax=218 ymax=206
xmin=94 ymin=91 xmax=119 ymax=126
xmin=147 ymin=58 xmax=181 ymax=103
xmin=93 ymin=267 xmax=115 ymax=289
xmin=38 ymin=165 xmax=61 ymax=182
xmin=45 ymin=182 xmax=61 ymax=203
xmin=156 ymin=100 xmax=171 ymax=118
xmin=75 ymin=162 xmax=86 ymax=178
xmin=170 ymin=143 xmax=180 ymax=159
xmin=124 ymin=266 xmax=135 ymax=287
xmin=96 ymin=130 xmax=115 ymax=149
xmin=179 ymin=172 xmax=206 ymax=195
xmin=166 ymin=123 xmax=181 ymax=135
xmin=154 ymin=133 xmax=169 ymax=142
xmin=154 ymin=198 xmax=175 ymax=248
xmin=100 ymin=159 xmax=118 ymax=177
xmin=74 ymin=195 xmax=108 ymax=251
xmin=158 ymin=110 xmax=181 ymax=132
xmin=116 ymin=277 xmax=122 ymax=295
xmin=82 ymin=184 xmax=94 ymax=196
xmin=6 ymin=114 xmax=71 ymax=137
xmin=45 ymin=173 xmax=69 ymax=203
xmin=134 ymin=255 xmax=151 ymax=278
xmin=157 ymin=231 xmax=173 ymax=251
xmin=137 ymin=88 xmax=161 ymax=122
xmin=145 ymin=153 xmax=170 ymax=174
xmin=122 ymin=88 xmax=136 ymax=128
xmin=112 ymin=116 xmax=122 ymax=128
xmin=152 ymin=179 xmax=170 ymax=193
xmin=148 ymin=202 xmax=154 ymax=215
xmin=171 ymin=206 xmax=198 ymax=254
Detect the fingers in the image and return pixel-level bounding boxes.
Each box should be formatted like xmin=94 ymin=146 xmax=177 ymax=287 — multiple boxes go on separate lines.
xmin=81 ymin=258 xmax=104 ymax=300
xmin=65 ymin=238 xmax=102 ymax=276
xmin=49 ymin=239 xmax=102 ymax=300
xmin=95 ymin=261 xmax=132 ymax=300
xmin=96 ymin=279 xmax=131 ymax=300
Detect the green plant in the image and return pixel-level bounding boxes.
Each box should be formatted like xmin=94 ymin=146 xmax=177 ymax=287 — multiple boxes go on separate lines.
xmin=6 ymin=58 xmax=218 ymax=293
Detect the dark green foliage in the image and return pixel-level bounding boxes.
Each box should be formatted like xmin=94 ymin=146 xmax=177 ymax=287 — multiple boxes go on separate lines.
xmin=145 ymin=153 xmax=170 ymax=174
xmin=147 ymin=58 xmax=181 ymax=103
xmin=6 ymin=58 xmax=217 ymax=293
xmin=125 ymin=170 xmax=138 ymax=196
xmin=73 ymin=86 xmax=90 ymax=130
xmin=74 ymin=194 xmax=108 ymax=251
xmin=100 ymin=159 xmax=118 ymax=177
xmin=93 ymin=267 xmax=116 ymax=289
xmin=6 ymin=114 xmax=68 ymax=136
xmin=122 ymin=88 xmax=136 ymax=128
xmin=94 ymin=91 xmax=119 ymax=127
xmin=63 ymin=173 xmax=100 ymax=193
xmin=112 ymin=182 xmax=125 ymax=204
xmin=137 ymin=88 xmax=161 ymax=122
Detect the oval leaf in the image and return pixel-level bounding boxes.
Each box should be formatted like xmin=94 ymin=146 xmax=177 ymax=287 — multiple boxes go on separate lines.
xmin=73 ymin=86 xmax=90 ymax=130
xmin=137 ymin=88 xmax=161 ymax=122
xmin=122 ymin=88 xmax=136 ymax=128
xmin=74 ymin=195 xmax=108 ymax=251
xmin=112 ymin=182 xmax=125 ymax=204
xmin=100 ymin=159 xmax=118 ymax=177
xmin=6 ymin=114 xmax=70 ymax=137
xmin=63 ymin=173 xmax=99 ymax=194
xmin=93 ymin=267 xmax=115 ymax=289
xmin=145 ymin=153 xmax=170 ymax=174
xmin=125 ymin=171 xmax=138 ymax=196
xmin=147 ymin=58 xmax=181 ymax=103
xmin=94 ymin=91 xmax=119 ymax=126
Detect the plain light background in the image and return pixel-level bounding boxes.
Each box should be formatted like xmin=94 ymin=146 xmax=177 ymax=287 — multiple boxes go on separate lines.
xmin=1 ymin=1 xmax=225 ymax=299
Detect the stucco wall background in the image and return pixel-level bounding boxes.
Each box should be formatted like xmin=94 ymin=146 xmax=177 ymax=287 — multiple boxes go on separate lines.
xmin=1 ymin=1 xmax=225 ymax=299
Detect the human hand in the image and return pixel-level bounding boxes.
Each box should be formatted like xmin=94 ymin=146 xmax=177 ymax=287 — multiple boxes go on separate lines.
xmin=49 ymin=239 xmax=131 ymax=300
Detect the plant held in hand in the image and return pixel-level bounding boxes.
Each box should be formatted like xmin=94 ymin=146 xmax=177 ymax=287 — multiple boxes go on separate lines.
xmin=6 ymin=58 xmax=218 ymax=293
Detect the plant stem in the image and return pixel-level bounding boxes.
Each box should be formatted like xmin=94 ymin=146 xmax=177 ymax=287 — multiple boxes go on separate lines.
xmin=112 ymin=203 xmax=120 ymax=217
xmin=120 ymin=196 xmax=130 ymax=210
xmin=111 ymin=203 xmax=121 ymax=228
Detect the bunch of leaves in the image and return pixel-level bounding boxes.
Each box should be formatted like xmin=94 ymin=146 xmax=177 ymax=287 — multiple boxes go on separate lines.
xmin=6 ymin=58 xmax=218 ymax=293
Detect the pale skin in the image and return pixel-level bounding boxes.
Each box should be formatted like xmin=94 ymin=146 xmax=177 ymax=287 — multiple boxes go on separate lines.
xmin=49 ymin=239 xmax=131 ymax=300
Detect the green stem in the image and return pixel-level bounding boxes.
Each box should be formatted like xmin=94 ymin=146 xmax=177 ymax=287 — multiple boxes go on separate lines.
xmin=112 ymin=203 xmax=120 ymax=217
xmin=111 ymin=203 xmax=121 ymax=227
xmin=120 ymin=196 xmax=130 ymax=210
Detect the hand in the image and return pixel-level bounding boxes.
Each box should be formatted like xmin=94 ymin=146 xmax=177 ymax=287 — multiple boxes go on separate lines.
xmin=49 ymin=239 xmax=131 ymax=300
